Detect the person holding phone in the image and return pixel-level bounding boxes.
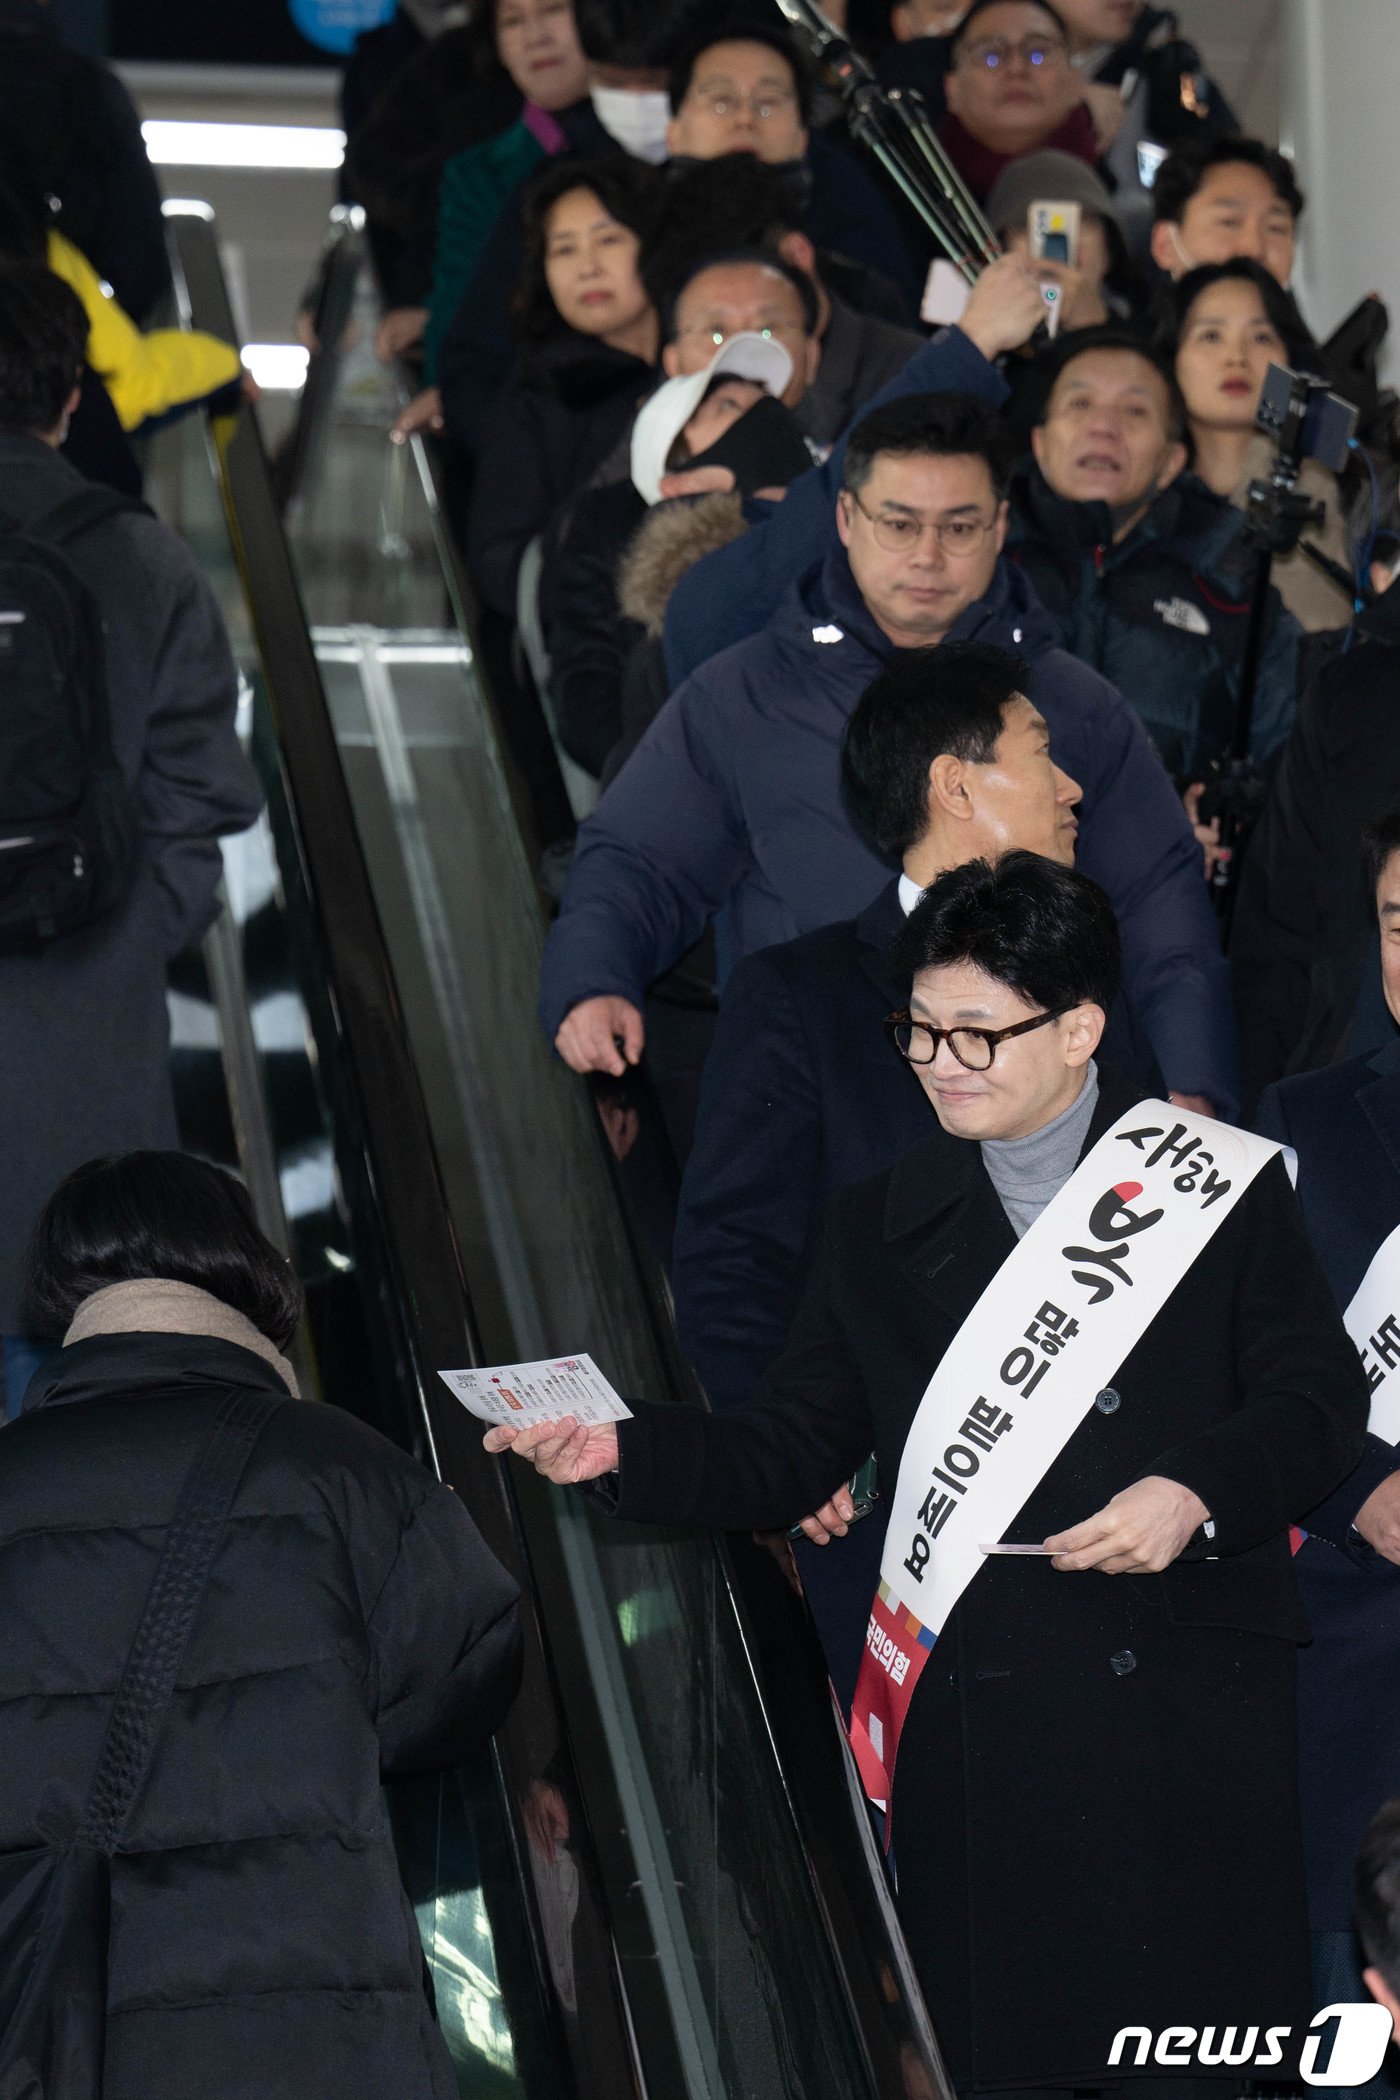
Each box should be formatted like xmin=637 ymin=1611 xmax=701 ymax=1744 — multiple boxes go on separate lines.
xmin=984 ymin=149 xmax=1145 ymax=335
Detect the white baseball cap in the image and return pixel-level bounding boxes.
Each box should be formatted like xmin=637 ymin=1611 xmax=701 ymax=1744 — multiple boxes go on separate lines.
xmin=630 ymin=332 xmax=795 ymax=504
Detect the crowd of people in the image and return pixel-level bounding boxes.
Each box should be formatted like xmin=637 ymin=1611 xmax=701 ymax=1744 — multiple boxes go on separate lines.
xmin=10 ymin=0 xmax=1400 ymax=2093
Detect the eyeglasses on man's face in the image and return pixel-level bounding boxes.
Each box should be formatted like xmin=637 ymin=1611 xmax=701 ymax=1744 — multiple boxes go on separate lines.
xmin=846 ymin=488 xmax=999 ymax=556
xmin=676 ymin=321 xmax=805 ymax=352
xmin=960 ymin=33 xmax=1067 ymax=70
xmin=884 ymin=1007 xmax=1067 ymax=1070
xmin=691 ymin=87 xmax=798 ymax=121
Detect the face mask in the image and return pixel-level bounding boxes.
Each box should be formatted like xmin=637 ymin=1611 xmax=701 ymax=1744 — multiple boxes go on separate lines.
xmin=590 ymin=86 xmax=672 ymax=163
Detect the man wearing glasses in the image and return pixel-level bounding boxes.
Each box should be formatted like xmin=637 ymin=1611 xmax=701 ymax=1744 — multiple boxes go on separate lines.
xmin=664 ymin=16 xmax=921 ymax=314
xmin=542 ymin=389 xmax=1238 ymax=1121
xmin=941 ymin=0 xmax=1102 ymax=200
xmin=507 ymin=850 xmax=1369 ymax=2093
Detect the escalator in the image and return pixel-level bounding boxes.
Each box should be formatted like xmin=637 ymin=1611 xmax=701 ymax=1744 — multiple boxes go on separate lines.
xmin=144 ymin=202 xmax=949 ymax=2100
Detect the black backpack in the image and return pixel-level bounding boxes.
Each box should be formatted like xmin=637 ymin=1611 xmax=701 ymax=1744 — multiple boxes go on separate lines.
xmin=0 ymin=486 xmax=142 ymax=950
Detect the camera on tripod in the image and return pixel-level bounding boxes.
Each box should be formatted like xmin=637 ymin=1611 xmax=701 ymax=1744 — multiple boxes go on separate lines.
xmin=1243 ymin=362 xmax=1356 ymax=557
xmin=1199 ymin=363 xmax=1357 ymax=926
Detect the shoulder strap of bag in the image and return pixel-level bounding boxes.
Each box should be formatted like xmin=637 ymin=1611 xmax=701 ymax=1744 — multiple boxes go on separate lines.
xmin=76 ymin=1385 xmax=283 ymax=1857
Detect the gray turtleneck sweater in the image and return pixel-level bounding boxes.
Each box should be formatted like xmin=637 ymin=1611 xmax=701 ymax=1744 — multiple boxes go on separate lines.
xmin=980 ymin=1064 xmax=1100 ymax=1239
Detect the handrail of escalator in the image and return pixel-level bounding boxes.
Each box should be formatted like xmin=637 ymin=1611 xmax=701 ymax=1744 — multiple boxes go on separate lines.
xmin=271 ymin=202 xmax=365 ymax=515
xmin=273 ymin=210 xmax=567 ymax=879
xmin=161 ymin=204 xmax=651 ymax=2100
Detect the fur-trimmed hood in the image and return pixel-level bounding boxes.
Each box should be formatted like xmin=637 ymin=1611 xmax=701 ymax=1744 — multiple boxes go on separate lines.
xmin=617 ymin=491 xmax=748 ymax=637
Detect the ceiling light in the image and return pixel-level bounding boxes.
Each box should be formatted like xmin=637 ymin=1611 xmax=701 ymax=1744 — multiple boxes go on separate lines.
xmin=142 ymin=120 xmax=345 ymax=170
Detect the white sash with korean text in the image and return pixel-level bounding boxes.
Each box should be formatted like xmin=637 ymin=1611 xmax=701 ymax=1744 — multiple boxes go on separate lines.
xmin=1344 ymin=1219 xmax=1400 ymax=1441
xmin=849 ymin=1100 xmax=1283 ymax=1821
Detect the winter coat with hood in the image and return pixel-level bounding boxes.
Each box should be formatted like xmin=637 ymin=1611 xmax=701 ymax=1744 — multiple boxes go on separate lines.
xmin=538 ymin=543 xmax=1241 ymax=1113
xmin=0 ymin=1319 xmax=522 ymax=2100
xmin=1005 ymin=461 xmax=1301 ymax=784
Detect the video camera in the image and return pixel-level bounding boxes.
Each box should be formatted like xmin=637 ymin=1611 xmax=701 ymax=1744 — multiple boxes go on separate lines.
xmin=1242 ymin=362 xmax=1357 ymax=557
xmin=1202 ymin=364 xmax=1358 ymax=927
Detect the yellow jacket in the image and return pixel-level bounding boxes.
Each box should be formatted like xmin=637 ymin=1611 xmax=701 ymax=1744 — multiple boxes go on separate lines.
xmin=47 ymin=229 xmax=243 ymax=433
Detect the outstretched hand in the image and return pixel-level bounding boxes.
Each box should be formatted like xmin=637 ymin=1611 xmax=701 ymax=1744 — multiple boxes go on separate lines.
xmin=483 ymin=1415 xmax=619 ymax=1485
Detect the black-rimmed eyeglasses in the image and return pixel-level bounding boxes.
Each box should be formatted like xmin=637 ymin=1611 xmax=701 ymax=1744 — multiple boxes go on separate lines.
xmin=884 ymin=1007 xmax=1068 ymax=1070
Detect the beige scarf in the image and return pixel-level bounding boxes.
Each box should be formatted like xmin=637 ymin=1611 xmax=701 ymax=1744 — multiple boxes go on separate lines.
xmin=64 ymin=1279 xmax=300 ymax=1398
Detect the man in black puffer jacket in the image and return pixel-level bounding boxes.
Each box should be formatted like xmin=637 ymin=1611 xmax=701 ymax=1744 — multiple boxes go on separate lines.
xmin=0 ymin=1151 xmax=522 ymax=2100
xmin=1005 ymin=327 xmax=1300 ymax=787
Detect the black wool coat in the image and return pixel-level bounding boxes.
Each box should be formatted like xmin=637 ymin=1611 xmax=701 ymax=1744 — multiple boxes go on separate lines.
xmin=0 ymin=1333 xmax=522 ymax=2100
xmin=605 ymin=1067 xmax=1369 ymax=2088
xmin=1258 ymin=1041 xmax=1400 ymax=1930
xmin=671 ymin=883 xmax=1164 ymax=1708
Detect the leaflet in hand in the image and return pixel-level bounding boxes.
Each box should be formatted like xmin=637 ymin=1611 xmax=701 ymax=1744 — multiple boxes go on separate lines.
xmin=439 ymin=1353 xmax=632 ymax=1428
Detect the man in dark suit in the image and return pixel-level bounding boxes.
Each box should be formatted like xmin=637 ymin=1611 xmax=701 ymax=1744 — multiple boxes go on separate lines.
xmin=491 ymin=852 xmax=1368 ymax=2094
xmin=1257 ymin=803 xmax=1400 ymax=2093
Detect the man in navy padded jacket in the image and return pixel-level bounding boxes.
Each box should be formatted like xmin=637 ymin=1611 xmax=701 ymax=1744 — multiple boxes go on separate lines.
xmin=540 ymin=378 xmax=1239 ymax=1115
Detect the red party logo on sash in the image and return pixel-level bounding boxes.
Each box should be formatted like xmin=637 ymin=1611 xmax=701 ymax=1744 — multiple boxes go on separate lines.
xmin=849 ymin=1580 xmax=937 ymax=1827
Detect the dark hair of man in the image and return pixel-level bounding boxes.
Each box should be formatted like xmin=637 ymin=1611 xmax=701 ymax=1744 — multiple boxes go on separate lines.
xmin=514 ymin=154 xmax=663 ymax=341
xmin=891 ymin=850 xmax=1122 ymax=1009
xmin=950 ymin=0 xmax=1071 ymax=57
xmin=661 ymin=244 xmax=819 ymax=344
xmin=666 ymin=14 xmax=814 ymax=126
xmin=844 ymin=391 xmax=1015 ymax=502
xmin=1037 ymin=324 xmax=1190 ymax=447
xmin=23 ymin=1151 xmax=305 ymax=1349
xmin=574 ymin=0 xmax=705 ymax=70
xmin=1363 ymin=803 xmax=1400 ymax=897
xmin=1156 ymin=257 xmax=1317 ymax=375
xmin=1356 ymin=1799 xmax=1400 ymax=1996
xmin=643 ymin=153 xmax=806 ymax=312
xmin=842 ymin=642 xmax=1030 ymax=859
xmin=1151 ymin=133 xmax=1306 ymax=228
xmin=0 ymin=261 xmax=88 ymax=434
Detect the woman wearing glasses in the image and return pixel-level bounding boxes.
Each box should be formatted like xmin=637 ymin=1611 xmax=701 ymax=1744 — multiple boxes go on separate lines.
xmin=941 ymin=0 xmax=1103 ymax=200
xmin=498 ymin=849 xmax=1369 ymax=2097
